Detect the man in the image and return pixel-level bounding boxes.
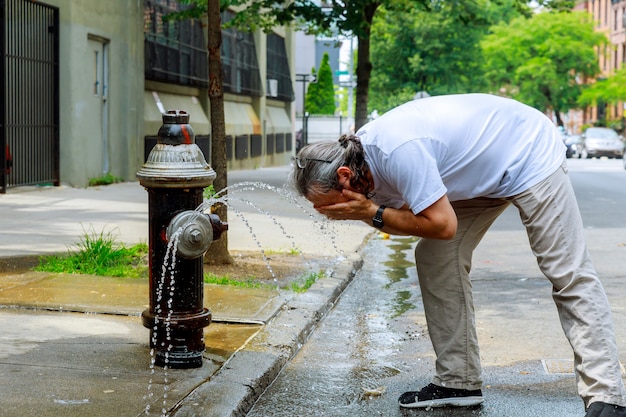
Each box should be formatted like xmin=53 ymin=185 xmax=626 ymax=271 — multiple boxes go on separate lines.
xmin=290 ymin=93 xmax=626 ymax=416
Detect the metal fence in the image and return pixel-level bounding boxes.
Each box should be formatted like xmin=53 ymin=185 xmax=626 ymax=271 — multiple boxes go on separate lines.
xmin=295 ymin=115 xmax=353 ymax=152
xmin=1 ymin=0 xmax=60 ymax=193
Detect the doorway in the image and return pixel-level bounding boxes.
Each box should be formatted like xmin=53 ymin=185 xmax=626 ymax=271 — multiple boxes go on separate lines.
xmin=87 ymin=35 xmax=110 ymax=175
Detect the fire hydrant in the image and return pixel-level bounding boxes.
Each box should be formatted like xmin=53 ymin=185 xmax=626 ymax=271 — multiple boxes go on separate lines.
xmin=137 ymin=110 xmax=227 ymax=369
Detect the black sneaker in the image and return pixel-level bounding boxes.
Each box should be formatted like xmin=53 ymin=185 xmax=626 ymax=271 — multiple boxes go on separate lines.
xmin=398 ymin=383 xmax=484 ymax=409
xmin=585 ymin=402 xmax=626 ymax=417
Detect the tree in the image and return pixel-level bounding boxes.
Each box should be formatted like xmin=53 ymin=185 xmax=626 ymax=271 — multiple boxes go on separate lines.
xmin=205 ymin=0 xmax=233 ymax=264
xmin=578 ymin=68 xmax=626 ymax=106
xmin=178 ymin=0 xmax=576 ymax=128
xmin=369 ymin=0 xmax=519 ymax=113
xmin=305 ymin=53 xmax=336 ymax=115
xmin=481 ymin=11 xmax=607 ymax=126
xmin=177 ymin=1 xmax=419 ymax=130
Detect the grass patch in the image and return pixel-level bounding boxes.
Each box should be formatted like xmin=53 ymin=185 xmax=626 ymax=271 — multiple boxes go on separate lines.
xmin=264 ymin=248 xmax=301 ymax=256
xmin=204 ymin=270 xmax=325 ymax=293
xmin=34 ymin=228 xmax=323 ymax=293
xmin=287 ymin=271 xmax=325 ymax=293
xmin=88 ymin=173 xmax=124 ymax=187
xmin=203 ymin=272 xmax=269 ymax=288
xmin=35 ymin=229 xmax=148 ymax=278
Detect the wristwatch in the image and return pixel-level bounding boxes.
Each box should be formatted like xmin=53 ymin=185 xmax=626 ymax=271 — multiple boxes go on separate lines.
xmin=372 ymin=205 xmax=387 ymax=229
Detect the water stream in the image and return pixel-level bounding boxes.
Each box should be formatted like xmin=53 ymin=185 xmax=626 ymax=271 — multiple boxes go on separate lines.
xmin=143 ymin=181 xmax=353 ymax=416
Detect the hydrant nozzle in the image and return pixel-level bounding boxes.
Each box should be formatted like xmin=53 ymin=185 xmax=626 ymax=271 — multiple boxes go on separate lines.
xmin=166 ymin=211 xmax=228 ymax=259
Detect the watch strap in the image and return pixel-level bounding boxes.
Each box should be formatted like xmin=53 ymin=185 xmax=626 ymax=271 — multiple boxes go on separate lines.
xmin=373 ymin=205 xmax=386 ymax=229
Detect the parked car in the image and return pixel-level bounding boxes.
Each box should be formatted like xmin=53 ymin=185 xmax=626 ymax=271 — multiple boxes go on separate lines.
xmin=580 ymin=127 xmax=624 ymax=159
xmin=563 ymin=134 xmax=583 ymax=159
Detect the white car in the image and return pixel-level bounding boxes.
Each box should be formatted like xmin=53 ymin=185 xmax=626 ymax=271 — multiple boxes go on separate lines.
xmin=581 ymin=127 xmax=624 ymax=159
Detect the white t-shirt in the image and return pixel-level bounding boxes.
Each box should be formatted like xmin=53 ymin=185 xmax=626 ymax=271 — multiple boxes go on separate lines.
xmin=356 ymin=94 xmax=566 ymax=215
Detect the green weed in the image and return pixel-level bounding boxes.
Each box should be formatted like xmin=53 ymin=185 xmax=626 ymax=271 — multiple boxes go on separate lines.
xmin=204 ymin=270 xmax=325 ymax=293
xmin=203 ymin=272 xmax=269 ymax=288
xmin=88 ymin=173 xmax=124 ymax=186
xmin=287 ymin=271 xmax=325 ymax=293
xmin=264 ymin=248 xmax=301 ymax=256
xmin=203 ymin=184 xmax=216 ymax=200
xmin=35 ymin=229 xmax=148 ymax=278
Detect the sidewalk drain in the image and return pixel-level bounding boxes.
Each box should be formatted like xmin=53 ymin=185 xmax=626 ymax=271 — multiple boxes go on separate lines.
xmin=542 ymin=359 xmax=626 ymax=376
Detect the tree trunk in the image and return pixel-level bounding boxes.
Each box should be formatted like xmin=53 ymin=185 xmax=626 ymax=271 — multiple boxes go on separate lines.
xmin=205 ymin=0 xmax=233 ymax=265
xmin=554 ymin=109 xmax=564 ymax=127
xmin=353 ymin=3 xmax=379 ymax=131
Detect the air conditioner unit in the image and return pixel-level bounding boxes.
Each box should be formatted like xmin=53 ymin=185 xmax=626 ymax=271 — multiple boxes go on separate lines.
xmin=267 ymin=79 xmax=278 ymax=97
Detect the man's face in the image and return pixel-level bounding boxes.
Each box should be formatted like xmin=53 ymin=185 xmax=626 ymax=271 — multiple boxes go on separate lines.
xmin=304 ymin=166 xmax=362 ymax=210
xmin=306 ymin=187 xmax=351 ymax=210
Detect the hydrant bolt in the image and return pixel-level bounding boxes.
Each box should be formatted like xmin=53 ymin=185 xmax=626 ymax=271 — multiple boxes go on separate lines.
xmin=190 ymin=230 xmax=202 ymax=243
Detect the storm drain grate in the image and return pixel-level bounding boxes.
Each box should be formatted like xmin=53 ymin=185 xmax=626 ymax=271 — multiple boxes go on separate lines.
xmin=542 ymin=359 xmax=626 ymax=375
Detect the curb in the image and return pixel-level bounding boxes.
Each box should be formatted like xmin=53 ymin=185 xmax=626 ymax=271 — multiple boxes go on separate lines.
xmin=170 ymin=252 xmax=365 ymax=417
xmin=0 ymin=255 xmax=44 ymax=273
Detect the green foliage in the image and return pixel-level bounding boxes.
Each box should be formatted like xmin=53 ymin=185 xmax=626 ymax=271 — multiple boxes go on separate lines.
xmin=287 ymin=271 xmax=324 ymax=293
xmin=204 ymin=269 xmax=324 ymax=292
xmin=305 ymin=53 xmax=336 ymax=115
xmin=481 ymin=11 xmax=607 ymax=122
xmin=368 ymin=0 xmax=519 ymax=113
xmin=35 ymin=229 xmax=148 ymax=278
xmin=579 ymin=68 xmax=626 ymax=107
xmin=203 ymin=184 xmax=216 ymax=200
xmin=88 ymin=173 xmax=124 ymax=187
xmin=204 ymin=272 xmax=269 ymax=288
xmin=174 ymin=0 xmax=529 ymax=37
xmin=171 ymin=0 xmax=576 ymax=121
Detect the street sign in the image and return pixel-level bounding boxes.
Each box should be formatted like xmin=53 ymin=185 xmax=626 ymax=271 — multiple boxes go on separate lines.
xmin=335 ymin=70 xmax=349 ymax=75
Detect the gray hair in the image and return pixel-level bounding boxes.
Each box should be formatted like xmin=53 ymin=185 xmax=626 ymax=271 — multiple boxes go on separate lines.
xmin=290 ymin=134 xmax=372 ymax=198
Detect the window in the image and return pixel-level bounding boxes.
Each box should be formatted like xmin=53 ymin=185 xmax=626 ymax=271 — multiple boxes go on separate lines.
xmin=144 ymin=0 xmax=208 ymax=88
xmin=266 ymin=33 xmax=295 ymax=102
xmin=221 ymin=11 xmax=262 ymax=96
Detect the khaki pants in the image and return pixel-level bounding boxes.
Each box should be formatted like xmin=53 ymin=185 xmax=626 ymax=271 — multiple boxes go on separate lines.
xmin=415 ymin=161 xmax=626 ymax=407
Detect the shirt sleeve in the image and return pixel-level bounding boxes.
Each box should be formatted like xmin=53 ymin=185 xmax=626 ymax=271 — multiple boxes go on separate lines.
xmin=380 ymin=139 xmax=448 ymax=215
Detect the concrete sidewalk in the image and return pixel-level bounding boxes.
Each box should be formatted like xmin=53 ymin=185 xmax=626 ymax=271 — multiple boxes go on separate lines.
xmin=0 ymin=166 xmax=372 ymax=417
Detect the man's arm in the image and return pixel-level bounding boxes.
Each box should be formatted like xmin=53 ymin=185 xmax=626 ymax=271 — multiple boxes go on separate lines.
xmin=316 ymin=190 xmax=457 ymax=240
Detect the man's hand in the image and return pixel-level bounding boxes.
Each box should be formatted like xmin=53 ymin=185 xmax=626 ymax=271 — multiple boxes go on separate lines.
xmin=317 ymin=192 xmax=457 ymax=240
xmin=314 ymin=189 xmax=376 ymax=222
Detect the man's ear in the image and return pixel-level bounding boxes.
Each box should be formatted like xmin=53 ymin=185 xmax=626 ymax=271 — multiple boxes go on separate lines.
xmin=336 ymin=166 xmax=352 ymax=187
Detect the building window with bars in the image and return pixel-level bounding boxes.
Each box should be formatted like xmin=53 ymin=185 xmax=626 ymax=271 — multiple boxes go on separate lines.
xmin=266 ymin=33 xmax=295 ymax=102
xmin=221 ymin=11 xmax=263 ymax=96
xmin=144 ymin=0 xmax=208 ymax=88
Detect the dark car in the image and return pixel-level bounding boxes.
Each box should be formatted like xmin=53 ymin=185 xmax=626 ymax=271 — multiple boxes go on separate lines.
xmin=581 ymin=127 xmax=624 ymax=159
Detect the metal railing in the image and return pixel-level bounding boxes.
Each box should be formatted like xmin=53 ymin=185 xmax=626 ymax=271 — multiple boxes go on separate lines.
xmin=295 ymin=114 xmax=353 ymax=152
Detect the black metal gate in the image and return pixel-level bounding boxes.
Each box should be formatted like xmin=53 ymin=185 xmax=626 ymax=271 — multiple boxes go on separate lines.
xmin=1 ymin=0 xmax=59 ymax=193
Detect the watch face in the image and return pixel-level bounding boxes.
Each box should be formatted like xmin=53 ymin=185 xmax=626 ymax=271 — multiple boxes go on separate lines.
xmin=373 ymin=215 xmax=384 ymax=228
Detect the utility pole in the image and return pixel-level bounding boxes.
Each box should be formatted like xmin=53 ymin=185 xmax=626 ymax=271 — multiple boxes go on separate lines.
xmin=295 ymin=73 xmax=316 ymax=146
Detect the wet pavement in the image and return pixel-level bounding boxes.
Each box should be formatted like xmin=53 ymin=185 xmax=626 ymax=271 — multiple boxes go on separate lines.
xmin=0 ymin=160 xmax=625 ymax=416
xmin=0 ymin=166 xmax=372 ymax=417
xmin=247 ymin=234 xmax=585 ymax=416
